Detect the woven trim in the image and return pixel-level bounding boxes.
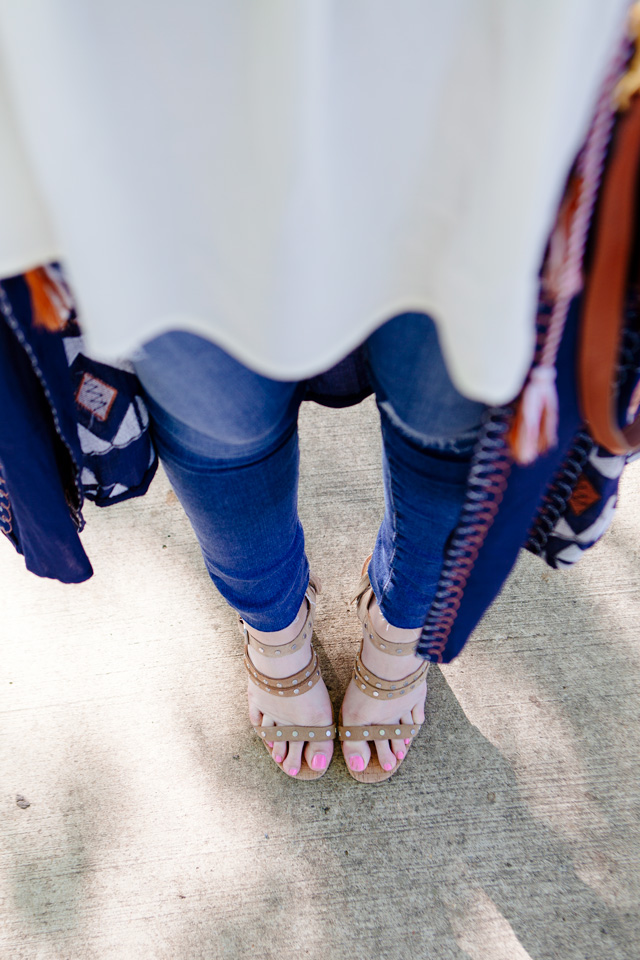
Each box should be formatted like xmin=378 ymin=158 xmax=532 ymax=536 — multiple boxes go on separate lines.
xmin=417 ymin=408 xmax=513 ymax=662
xmin=0 ymin=465 xmax=12 ymax=536
xmin=525 ymin=430 xmax=593 ymax=559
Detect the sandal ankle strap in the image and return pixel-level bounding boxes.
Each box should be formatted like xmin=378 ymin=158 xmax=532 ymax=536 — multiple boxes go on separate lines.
xmin=244 ymin=645 xmax=322 ymax=697
xmin=239 ymin=576 xmax=319 ymax=658
xmin=352 ymin=563 xmax=418 ymax=657
xmin=352 ymin=646 xmax=429 ymax=700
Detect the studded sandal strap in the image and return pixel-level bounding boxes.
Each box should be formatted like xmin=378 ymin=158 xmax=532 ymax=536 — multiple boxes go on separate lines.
xmin=360 ymin=598 xmax=418 ymax=656
xmin=244 ymin=646 xmax=323 ymax=697
xmin=352 ymin=647 xmax=429 ymax=700
xmin=239 ymin=576 xmax=319 ymax=657
xmin=337 ymin=722 xmax=421 ymax=742
xmin=244 ymin=645 xmax=318 ymax=687
xmin=352 ymin=563 xmax=417 ymax=657
xmin=254 ymin=724 xmax=337 ymax=743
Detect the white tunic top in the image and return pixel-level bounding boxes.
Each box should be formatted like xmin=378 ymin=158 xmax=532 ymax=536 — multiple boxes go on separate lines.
xmin=0 ymin=1 xmax=628 ymax=403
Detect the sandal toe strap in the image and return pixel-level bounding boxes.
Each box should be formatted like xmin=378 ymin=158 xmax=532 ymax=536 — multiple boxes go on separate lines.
xmin=337 ymin=722 xmax=421 ymax=741
xmin=254 ymin=724 xmax=336 ymax=742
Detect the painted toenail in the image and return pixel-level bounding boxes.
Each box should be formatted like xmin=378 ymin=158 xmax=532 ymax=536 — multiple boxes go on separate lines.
xmin=349 ymin=756 xmax=365 ymax=772
xmin=311 ymin=754 xmax=327 ymax=771
xmin=274 ymin=755 xmax=283 ymax=763
xmin=288 ymin=768 xmax=299 ymax=777
xmin=404 ymin=739 xmax=411 ymax=745
xmin=267 ymin=742 xmax=274 ymax=748
xmin=383 ymin=762 xmax=394 ymax=771
xmin=397 ymin=751 xmax=405 ymax=760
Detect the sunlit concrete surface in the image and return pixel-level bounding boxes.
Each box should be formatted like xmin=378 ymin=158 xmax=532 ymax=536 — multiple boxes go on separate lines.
xmin=1 ymin=397 xmax=639 ymax=960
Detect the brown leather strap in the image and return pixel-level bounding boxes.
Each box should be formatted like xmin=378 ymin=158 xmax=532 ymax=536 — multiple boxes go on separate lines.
xmin=352 ymin=647 xmax=429 ymax=701
xmin=239 ymin=576 xmax=319 ymax=656
xmin=579 ymin=92 xmax=640 ymax=454
xmin=359 ymin=591 xmax=419 ymax=657
xmin=242 ymin=601 xmax=314 ymax=657
xmin=337 ymin=722 xmax=421 ymax=742
xmin=353 ymin=562 xmax=418 ymax=658
xmin=255 ymin=724 xmax=336 ymax=741
xmin=244 ymin=646 xmax=322 ymax=697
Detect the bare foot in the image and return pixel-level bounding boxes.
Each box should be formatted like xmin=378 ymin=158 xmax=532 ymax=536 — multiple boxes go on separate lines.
xmin=341 ymin=599 xmax=427 ymax=774
xmin=246 ymin=597 xmax=334 ymax=777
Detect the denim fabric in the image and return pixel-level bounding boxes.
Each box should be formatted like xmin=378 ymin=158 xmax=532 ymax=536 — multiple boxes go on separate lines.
xmin=135 ymin=314 xmax=486 ymax=630
xmin=366 ymin=313 xmax=485 ymax=453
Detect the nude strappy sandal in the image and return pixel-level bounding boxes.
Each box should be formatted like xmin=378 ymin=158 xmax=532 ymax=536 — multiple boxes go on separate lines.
xmin=241 ymin=576 xmax=336 ymax=781
xmin=338 ymin=563 xmax=429 ymax=784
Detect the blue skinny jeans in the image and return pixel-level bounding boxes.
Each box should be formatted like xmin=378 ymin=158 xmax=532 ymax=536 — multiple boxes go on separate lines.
xmin=134 ymin=314 xmax=485 ymax=631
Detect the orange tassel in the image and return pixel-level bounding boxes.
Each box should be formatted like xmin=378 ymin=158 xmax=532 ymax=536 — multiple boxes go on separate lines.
xmin=24 ymin=266 xmax=73 ymax=332
xmin=508 ymin=366 xmax=559 ymax=465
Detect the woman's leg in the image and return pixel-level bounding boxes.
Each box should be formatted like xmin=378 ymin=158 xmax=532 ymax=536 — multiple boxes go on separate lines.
xmin=135 ymin=332 xmax=333 ymax=775
xmin=341 ymin=313 xmax=486 ymax=774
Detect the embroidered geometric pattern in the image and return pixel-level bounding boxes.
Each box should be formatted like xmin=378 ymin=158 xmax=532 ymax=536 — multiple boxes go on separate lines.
xmin=525 ymin=432 xmax=626 ymax=570
xmin=568 ymin=473 xmax=601 ymax=516
xmin=75 ymin=372 xmax=118 ymax=421
xmin=64 ymin=332 xmax=157 ymax=505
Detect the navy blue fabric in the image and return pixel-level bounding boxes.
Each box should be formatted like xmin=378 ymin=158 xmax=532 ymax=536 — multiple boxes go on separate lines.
xmin=68 ymin=352 xmax=157 ymax=506
xmin=439 ymin=298 xmax=584 ymax=662
xmin=0 ymin=270 xmax=158 ymax=583
xmin=0 ymin=261 xmax=617 ymax=630
xmin=2 ymin=274 xmax=85 ymax=481
xmin=304 ymin=347 xmax=373 ymax=408
xmin=0 ymin=295 xmax=92 ymax=582
xmin=523 ymin=310 xmax=640 ymax=569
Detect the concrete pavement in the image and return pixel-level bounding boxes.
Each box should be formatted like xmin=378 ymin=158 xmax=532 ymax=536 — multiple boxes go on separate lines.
xmin=1 ymin=397 xmax=639 ymax=959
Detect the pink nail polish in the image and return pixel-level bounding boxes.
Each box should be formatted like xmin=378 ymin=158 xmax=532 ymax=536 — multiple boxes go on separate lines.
xmin=267 ymin=742 xmax=274 ymax=748
xmin=404 ymin=739 xmax=411 ymax=745
xmin=274 ymin=755 xmax=283 ymax=763
xmin=383 ymin=762 xmax=394 ymax=772
xmin=288 ymin=767 xmax=299 ymax=777
xmin=349 ymin=756 xmax=365 ymax=772
xmin=311 ymin=754 xmax=327 ymax=771
xmin=397 ymin=751 xmax=405 ymax=761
